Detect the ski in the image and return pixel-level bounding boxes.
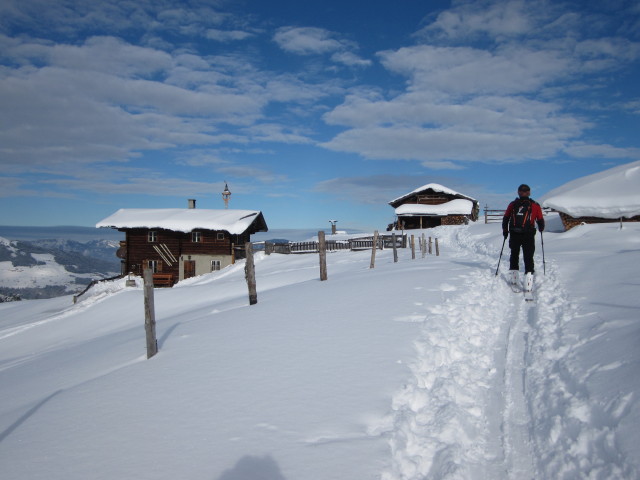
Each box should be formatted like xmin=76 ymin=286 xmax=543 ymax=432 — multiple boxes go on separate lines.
xmin=524 ymin=290 xmax=534 ymax=302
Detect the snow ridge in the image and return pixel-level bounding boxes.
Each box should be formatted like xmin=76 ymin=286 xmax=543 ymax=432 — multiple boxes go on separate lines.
xmin=382 ymin=225 xmax=637 ymax=479
xmin=527 ymin=264 xmax=637 ymax=478
xmin=383 ymin=227 xmax=513 ymax=479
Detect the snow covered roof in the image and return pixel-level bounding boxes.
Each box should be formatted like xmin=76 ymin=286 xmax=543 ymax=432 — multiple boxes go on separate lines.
xmin=96 ymin=208 xmax=268 ymax=235
xmin=542 ymin=160 xmax=640 ymax=219
xmin=395 ymin=199 xmax=474 ymax=216
xmin=389 ymin=183 xmax=477 ymax=207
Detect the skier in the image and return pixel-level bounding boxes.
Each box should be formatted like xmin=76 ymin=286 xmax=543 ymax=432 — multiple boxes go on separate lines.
xmin=502 ymin=184 xmax=545 ymax=293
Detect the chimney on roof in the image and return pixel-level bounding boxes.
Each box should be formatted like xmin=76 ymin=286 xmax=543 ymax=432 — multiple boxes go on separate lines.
xmin=188 ymin=199 xmax=196 ymax=209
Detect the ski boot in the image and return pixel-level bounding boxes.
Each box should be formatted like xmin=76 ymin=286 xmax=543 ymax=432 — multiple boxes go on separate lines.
xmin=525 ymin=272 xmax=534 ymax=292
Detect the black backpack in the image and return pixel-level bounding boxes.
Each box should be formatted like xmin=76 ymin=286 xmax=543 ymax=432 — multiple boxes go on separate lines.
xmin=509 ymin=198 xmax=534 ymax=233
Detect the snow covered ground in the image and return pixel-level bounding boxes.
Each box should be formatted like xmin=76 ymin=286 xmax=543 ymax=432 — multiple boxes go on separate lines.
xmin=1 ymin=217 xmax=639 ymax=479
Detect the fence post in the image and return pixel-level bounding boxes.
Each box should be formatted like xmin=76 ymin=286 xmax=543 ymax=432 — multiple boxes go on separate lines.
xmin=142 ymin=268 xmax=158 ymax=359
xmin=411 ymin=235 xmax=416 ymax=259
xmin=392 ymin=232 xmax=398 ymax=263
xmin=318 ymin=231 xmax=328 ymax=281
xmin=244 ymin=242 xmax=258 ymax=305
xmin=370 ymin=230 xmax=378 ymax=269
xmin=421 ymin=233 xmax=426 ymax=258
xmin=435 ymin=238 xmax=440 ymax=256
xmin=428 ymin=237 xmax=432 ymax=254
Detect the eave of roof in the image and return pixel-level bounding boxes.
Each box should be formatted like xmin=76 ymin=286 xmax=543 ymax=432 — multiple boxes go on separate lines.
xmin=96 ymin=208 xmax=268 ymax=235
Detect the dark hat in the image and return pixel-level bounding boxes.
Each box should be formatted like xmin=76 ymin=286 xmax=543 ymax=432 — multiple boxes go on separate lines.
xmin=518 ymin=184 xmax=530 ymax=192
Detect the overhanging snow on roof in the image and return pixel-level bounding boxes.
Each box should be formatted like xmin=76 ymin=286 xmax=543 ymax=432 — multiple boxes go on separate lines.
xmin=395 ymin=199 xmax=474 ymax=216
xmin=96 ymin=208 xmax=268 ymax=235
xmin=542 ymin=161 xmax=640 ymax=219
xmin=389 ymin=183 xmax=477 ymax=207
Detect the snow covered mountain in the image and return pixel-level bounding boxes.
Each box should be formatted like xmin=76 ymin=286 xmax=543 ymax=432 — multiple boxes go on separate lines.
xmin=0 ymin=216 xmax=638 ymax=479
xmin=0 ymin=237 xmax=120 ymax=300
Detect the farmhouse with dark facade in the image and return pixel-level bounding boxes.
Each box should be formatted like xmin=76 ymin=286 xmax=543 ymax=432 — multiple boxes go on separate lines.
xmin=97 ymin=201 xmax=267 ymax=287
xmin=388 ymin=183 xmax=479 ymax=230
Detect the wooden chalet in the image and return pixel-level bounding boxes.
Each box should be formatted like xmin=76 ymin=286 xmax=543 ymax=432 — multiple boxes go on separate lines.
xmin=388 ymin=183 xmax=479 ymax=230
xmin=97 ymin=202 xmax=267 ymax=287
xmin=542 ymin=160 xmax=640 ymax=231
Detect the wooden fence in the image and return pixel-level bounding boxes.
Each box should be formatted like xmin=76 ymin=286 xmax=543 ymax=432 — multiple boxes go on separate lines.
xmin=484 ymin=205 xmax=505 ymax=224
xmin=264 ymin=234 xmax=407 ymax=255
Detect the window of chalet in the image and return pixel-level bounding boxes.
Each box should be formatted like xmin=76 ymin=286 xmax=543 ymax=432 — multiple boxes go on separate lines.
xmin=216 ymin=232 xmax=225 ymax=241
xmin=148 ymin=259 xmax=162 ymax=273
xmin=148 ymin=231 xmax=158 ymax=242
xmin=416 ymin=195 xmax=448 ymax=205
xmin=211 ymin=260 xmax=221 ymax=271
xmin=192 ymin=231 xmax=202 ymax=243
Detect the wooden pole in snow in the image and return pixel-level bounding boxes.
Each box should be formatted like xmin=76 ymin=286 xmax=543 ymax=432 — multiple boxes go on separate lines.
xmin=421 ymin=233 xmax=426 ymax=258
xmin=318 ymin=231 xmax=328 ymax=281
xmin=392 ymin=232 xmax=398 ymax=263
xmin=370 ymin=230 xmax=379 ymax=269
xmin=142 ymin=268 xmax=158 ymax=359
xmin=411 ymin=235 xmax=416 ymax=259
xmin=244 ymin=242 xmax=258 ymax=305
xmin=435 ymin=237 xmax=440 ymax=256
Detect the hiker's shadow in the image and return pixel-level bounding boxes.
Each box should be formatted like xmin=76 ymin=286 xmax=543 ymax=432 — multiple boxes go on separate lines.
xmin=216 ymin=455 xmax=287 ymax=480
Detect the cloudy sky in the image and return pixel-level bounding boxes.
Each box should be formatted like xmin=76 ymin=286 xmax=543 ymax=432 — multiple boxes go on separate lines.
xmin=1 ymin=0 xmax=639 ymax=231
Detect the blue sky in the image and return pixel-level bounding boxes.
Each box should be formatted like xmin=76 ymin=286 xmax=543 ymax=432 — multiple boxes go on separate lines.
xmin=1 ymin=0 xmax=639 ymax=231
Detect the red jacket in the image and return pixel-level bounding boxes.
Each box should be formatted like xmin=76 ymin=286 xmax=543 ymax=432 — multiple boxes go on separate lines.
xmin=502 ymin=198 xmax=545 ymax=233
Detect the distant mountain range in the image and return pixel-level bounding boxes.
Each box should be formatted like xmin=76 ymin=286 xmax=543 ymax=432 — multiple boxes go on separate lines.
xmin=0 ymin=234 xmax=121 ymax=301
xmin=0 ymin=225 xmax=365 ymax=302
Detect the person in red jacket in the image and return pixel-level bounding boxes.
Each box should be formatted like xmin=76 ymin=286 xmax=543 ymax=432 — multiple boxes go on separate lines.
xmin=502 ymin=184 xmax=545 ymax=291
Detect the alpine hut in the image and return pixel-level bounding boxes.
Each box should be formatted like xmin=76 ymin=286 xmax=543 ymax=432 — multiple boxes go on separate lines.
xmin=388 ymin=183 xmax=479 ymax=230
xmin=97 ymin=200 xmax=268 ymax=286
xmin=542 ymin=160 xmax=640 ymax=231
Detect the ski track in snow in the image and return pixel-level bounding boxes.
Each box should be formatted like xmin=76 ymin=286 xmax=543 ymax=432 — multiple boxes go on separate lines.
xmin=382 ymin=226 xmax=637 ymax=480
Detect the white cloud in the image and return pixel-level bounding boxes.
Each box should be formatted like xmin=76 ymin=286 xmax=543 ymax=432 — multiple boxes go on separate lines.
xmin=417 ymin=0 xmax=557 ymax=41
xmin=322 ymin=125 xmax=564 ymax=163
xmin=378 ymin=44 xmax=570 ymax=96
xmin=205 ymin=28 xmax=254 ymax=42
xmin=274 ymin=26 xmax=344 ymax=55
xmin=564 ymin=142 xmax=640 ymax=159
xmin=330 ymin=51 xmax=372 ymax=68
xmin=273 ymin=26 xmax=371 ymax=69
xmin=320 ymin=2 xmax=639 ymax=168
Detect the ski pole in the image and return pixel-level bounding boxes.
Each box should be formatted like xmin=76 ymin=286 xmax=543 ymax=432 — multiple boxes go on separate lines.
xmin=495 ymin=236 xmax=507 ymax=276
xmin=540 ymin=231 xmax=546 ymax=275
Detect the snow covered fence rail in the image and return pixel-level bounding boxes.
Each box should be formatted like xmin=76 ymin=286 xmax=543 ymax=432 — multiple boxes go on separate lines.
xmin=72 ymin=273 xmax=125 ymax=304
xmin=264 ymin=234 xmax=408 ymax=255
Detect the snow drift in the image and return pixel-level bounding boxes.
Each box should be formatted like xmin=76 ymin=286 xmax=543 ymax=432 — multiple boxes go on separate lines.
xmin=1 ymin=220 xmax=639 ymax=479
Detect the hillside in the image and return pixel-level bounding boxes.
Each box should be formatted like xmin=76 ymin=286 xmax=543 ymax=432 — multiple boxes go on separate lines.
xmin=0 ymin=219 xmax=639 ymax=479
xmin=0 ymin=237 xmax=120 ymax=300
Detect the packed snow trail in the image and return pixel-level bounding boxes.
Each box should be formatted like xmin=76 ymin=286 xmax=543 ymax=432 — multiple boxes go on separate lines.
xmin=382 ymin=225 xmax=637 ymax=479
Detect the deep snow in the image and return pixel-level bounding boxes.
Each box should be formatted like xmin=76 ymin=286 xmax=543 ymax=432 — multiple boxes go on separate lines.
xmin=1 ymin=217 xmax=639 ymax=479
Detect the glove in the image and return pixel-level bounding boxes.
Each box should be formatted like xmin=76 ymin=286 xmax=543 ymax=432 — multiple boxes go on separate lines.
xmin=503 ymin=230 xmax=508 ymax=239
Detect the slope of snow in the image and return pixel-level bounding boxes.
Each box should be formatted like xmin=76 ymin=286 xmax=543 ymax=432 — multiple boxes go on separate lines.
xmin=542 ymin=160 xmax=640 ymax=218
xmin=0 ymin=222 xmax=639 ymax=479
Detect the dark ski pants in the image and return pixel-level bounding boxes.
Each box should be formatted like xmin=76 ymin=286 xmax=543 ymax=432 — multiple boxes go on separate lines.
xmin=509 ymin=232 xmax=536 ymax=273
